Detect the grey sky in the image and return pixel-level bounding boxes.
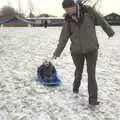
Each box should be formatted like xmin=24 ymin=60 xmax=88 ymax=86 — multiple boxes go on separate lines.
xmin=0 ymin=0 xmax=120 ymax=16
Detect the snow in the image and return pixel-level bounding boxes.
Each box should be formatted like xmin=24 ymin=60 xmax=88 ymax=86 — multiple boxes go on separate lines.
xmin=0 ymin=26 xmax=120 ymax=120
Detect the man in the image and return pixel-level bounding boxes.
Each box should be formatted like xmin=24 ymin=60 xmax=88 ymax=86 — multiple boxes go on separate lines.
xmin=52 ymin=0 xmax=114 ymax=105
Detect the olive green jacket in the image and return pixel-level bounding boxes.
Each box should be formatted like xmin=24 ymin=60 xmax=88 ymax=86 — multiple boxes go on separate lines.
xmin=53 ymin=6 xmax=115 ymax=57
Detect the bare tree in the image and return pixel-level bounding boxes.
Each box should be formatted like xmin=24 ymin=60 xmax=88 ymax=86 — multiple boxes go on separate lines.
xmin=18 ymin=0 xmax=22 ymax=13
xmin=28 ymin=0 xmax=34 ymax=18
xmin=0 ymin=6 xmax=16 ymax=18
xmin=92 ymin=0 xmax=102 ymax=11
xmin=77 ymin=0 xmax=102 ymax=11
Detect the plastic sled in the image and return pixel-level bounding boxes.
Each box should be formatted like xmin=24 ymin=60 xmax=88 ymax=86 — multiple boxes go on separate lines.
xmin=37 ymin=73 xmax=62 ymax=86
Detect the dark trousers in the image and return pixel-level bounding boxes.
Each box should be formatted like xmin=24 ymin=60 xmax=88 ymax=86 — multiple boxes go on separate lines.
xmin=71 ymin=50 xmax=98 ymax=101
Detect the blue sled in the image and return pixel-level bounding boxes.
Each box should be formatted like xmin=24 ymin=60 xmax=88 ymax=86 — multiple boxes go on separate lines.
xmin=37 ymin=73 xmax=62 ymax=86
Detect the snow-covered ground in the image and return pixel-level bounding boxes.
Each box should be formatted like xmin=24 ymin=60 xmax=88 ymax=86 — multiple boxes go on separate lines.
xmin=0 ymin=26 xmax=120 ymax=120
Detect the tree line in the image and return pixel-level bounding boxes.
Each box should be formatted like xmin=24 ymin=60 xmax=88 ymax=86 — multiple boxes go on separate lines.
xmin=0 ymin=6 xmax=56 ymax=19
xmin=0 ymin=6 xmax=25 ymax=18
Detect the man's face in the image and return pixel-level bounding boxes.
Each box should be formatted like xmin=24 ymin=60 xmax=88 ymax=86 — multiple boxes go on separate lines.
xmin=64 ymin=5 xmax=76 ymax=16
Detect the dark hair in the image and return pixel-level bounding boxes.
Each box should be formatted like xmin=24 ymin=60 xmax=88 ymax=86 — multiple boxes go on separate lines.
xmin=62 ymin=0 xmax=75 ymax=8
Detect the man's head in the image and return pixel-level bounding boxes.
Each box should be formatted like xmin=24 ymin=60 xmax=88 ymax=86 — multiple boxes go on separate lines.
xmin=62 ymin=0 xmax=77 ymax=16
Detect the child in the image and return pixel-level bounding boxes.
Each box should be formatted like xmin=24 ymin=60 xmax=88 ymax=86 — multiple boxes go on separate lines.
xmin=37 ymin=60 xmax=56 ymax=82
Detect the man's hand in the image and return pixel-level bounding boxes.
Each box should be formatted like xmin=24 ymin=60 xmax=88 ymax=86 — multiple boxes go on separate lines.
xmin=108 ymin=31 xmax=115 ymax=39
xmin=52 ymin=55 xmax=57 ymax=60
xmin=109 ymin=31 xmax=115 ymax=38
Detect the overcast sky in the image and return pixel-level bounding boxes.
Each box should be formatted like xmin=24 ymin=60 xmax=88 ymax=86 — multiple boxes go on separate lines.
xmin=0 ymin=0 xmax=120 ymax=16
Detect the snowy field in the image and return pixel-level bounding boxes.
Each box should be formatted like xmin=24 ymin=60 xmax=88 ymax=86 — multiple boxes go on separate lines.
xmin=0 ymin=26 xmax=120 ymax=120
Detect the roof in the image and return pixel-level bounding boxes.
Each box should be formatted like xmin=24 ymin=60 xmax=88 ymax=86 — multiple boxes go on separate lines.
xmin=105 ymin=13 xmax=120 ymax=18
xmin=0 ymin=16 xmax=34 ymax=24
xmin=26 ymin=17 xmax=64 ymax=20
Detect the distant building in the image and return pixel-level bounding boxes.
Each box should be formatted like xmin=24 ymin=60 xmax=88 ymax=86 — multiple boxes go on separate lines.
xmin=0 ymin=16 xmax=32 ymax=27
xmin=0 ymin=16 xmax=65 ymax=27
xmin=26 ymin=17 xmax=65 ymax=27
xmin=1 ymin=13 xmax=120 ymax=27
xmin=104 ymin=13 xmax=120 ymax=25
xmin=0 ymin=18 xmax=6 ymax=27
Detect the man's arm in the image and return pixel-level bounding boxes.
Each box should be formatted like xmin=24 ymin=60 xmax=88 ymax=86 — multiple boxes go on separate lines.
xmin=89 ymin=7 xmax=115 ymax=37
xmin=53 ymin=22 xmax=70 ymax=58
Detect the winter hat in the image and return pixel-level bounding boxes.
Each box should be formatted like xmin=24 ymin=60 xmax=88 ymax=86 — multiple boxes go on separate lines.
xmin=62 ymin=0 xmax=75 ymax=8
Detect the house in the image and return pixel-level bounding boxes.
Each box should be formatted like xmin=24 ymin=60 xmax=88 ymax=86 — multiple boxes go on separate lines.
xmin=104 ymin=13 xmax=120 ymax=25
xmin=0 ymin=18 xmax=7 ymax=27
xmin=26 ymin=17 xmax=65 ymax=27
xmin=0 ymin=16 xmax=32 ymax=27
